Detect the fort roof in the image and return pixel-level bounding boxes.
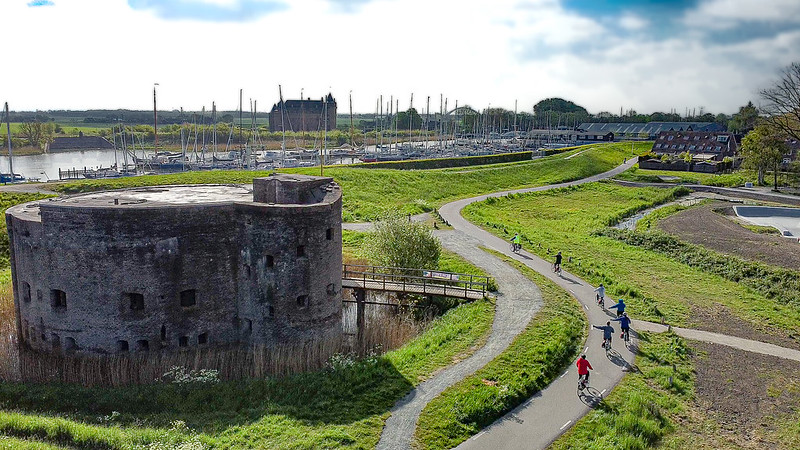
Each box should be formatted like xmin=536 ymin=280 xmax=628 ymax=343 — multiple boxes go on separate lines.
xmin=10 ymin=174 xmax=341 ymax=221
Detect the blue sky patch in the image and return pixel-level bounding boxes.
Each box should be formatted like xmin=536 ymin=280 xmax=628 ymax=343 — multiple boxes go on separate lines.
xmin=27 ymin=0 xmax=54 ymax=7
xmin=562 ymin=0 xmax=698 ymax=17
xmin=128 ymin=0 xmax=287 ymax=22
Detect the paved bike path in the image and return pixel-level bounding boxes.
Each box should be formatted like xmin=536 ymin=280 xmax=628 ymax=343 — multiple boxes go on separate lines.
xmin=440 ymin=160 xmax=640 ymax=450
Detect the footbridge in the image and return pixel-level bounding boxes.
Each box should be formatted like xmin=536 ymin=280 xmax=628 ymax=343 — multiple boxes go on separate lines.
xmin=342 ymin=264 xmax=489 ymax=302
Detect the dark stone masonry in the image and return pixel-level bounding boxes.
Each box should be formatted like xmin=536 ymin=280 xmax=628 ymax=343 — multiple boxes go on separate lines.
xmin=6 ymin=174 xmax=342 ymax=355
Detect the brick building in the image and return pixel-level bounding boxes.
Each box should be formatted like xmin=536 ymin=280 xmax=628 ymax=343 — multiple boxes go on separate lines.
xmin=651 ymin=130 xmax=737 ymax=161
xmin=269 ymin=93 xmax=337 ymax=132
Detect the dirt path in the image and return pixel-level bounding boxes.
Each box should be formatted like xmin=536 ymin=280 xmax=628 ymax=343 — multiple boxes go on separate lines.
xmin=0 ymin=182 xmax=59 ymax=195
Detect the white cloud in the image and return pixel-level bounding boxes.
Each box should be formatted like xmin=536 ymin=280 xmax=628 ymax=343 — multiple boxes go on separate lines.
xmin=683 ymin=0 xmax=800 ymax=29
xmin=2 ymin=0 xmax=799 ymax=116
xmin=618 ymin=13 xmax=647 ymax=32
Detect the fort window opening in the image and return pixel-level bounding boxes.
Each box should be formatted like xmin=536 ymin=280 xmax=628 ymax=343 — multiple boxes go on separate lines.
xmin=326 ymin=228 xmax=333 ymax=240
xmin=36 ymin=290 xmax=42 ymax=302
xmin=198 ymin=333 xmax=208 ymax=345
xmin=179 ymin=336 xmax=189 ymax=347
xmin=297 ymin=245 xmax=306 ymax=257
xmin=244 ymin=318 xmax=252 ymax=334
xmin=117 ymin=340 xmax=129 ymax=352
xmin=266 ymin=255 xmax=274 ymax=267
xmin=136 ymin=340 xmax=149 ymax=351
xmin=51 ymin=333 xmax=60 ymax=349
xmin=268 ymin=305 xmax=275 ymax=318
xmin=160 ymin=325 xmax=166 ymax=341
xmin=127 ymin=293 xmax=145 ymax=311
xmin=297 ymin=295 xmax=309 ymax=308
xmin=179 ymin=289 xmax=196 ymax=307
xmin=64 ymin=337 xmax=76 ymax=353
xmin=50 ymin=289 xmax=67 ymax=309
xmin=22 ymin=282 xmax=31 ymax=303
xmin=245 ymin=264 xmax=251 ymax=278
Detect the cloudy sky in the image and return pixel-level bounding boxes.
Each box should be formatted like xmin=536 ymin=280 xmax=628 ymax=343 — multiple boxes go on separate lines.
xmin=4 ymin=0 xmax=800 ymax=115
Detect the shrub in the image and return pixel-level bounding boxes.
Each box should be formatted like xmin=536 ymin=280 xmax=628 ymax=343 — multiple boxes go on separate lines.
xmin=366 ymin=214 xmax=441 ymax=271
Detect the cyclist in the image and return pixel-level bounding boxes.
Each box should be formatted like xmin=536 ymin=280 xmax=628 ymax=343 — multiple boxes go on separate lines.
xmin=554 ymin=251 xmax=562 ymax=273
xmin=593 ymin=321 xmax=615 ymax=349
xmin=609 ymin=298 xmax=626 ymax=317
xmin=576 ymin=354 xmax=593 ymax=385
xmin=613 ymin=312 xmax=632 ymax=342
xmin=594 ymin=283 xmax=605 ymax=307
xmin=511 ymin=233 xmax=521 ymax=253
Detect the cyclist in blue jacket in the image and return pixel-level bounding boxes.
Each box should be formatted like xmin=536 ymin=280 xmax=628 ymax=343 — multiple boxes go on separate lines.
xmin=612 ymin=312 xmax=631 ymax=341
xmin=609 ymin=298 xmax=626 ymax=317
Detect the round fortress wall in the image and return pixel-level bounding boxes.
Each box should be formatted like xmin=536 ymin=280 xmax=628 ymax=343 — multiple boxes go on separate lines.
xmin=6 ymin=175 xmax=342 ymax=355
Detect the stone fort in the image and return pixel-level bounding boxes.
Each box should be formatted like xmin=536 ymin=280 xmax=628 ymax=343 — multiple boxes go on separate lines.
xmin=6 ymin=174 xmax=342 ymax=355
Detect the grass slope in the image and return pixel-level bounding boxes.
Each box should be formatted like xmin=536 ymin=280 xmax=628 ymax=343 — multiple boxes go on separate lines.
xmin=414 ymin=250 xmax=586 ymax=449
xmin=52 ymin=142 xmax=643 ymax=221
xmin=614 ymin=166 xmax=753 ymax=187
xmin=0 ymin=296 xmax=494 ymax=449
xmin=462 ymin=182 xmax=800 ymax=338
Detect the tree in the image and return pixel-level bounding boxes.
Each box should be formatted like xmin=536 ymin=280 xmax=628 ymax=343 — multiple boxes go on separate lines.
xmin=728 ymin=101 xmax=759 ymax=133
xmin=760 ymin=62 xmax=800 ymax=141
xmin=395 ymin=108 xmax=422 ymax=130
xmin=740 ymin=124 xmax=789 ymax=187
xmin=366 ymin=215 xmax=440 ymax=272
xmin=18 ymin=119 xmax=54 ymax=149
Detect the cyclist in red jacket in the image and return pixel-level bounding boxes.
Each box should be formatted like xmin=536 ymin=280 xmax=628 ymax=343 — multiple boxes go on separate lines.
xmin=576 ymin=354 xmax=593 ymax=384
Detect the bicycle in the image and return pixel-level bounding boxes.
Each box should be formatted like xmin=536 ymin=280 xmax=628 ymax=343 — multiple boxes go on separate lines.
xmin=622 ymin=328 xmax=630 ymax=346
xmin=510 ymin=242 xmax=521 ymax=253
xmin=596 ymin=294 xmax=604 ymax=309
xmin=602 ymin=338 xmax=611 ymax=352
xmin=578 ymin=375 xmax=588 ymax=391
xmin=553 ymin=264 xmax=562 ymax=275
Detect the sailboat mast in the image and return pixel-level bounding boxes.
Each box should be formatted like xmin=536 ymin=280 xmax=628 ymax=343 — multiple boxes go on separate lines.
xmin=425 ymin=96 xmax=430 ymax=151
xmin=3 ymin=102 xmax=12 ymax=178
xmin=321 ymin=95 xmax=328 ymax=176
xmin=278 ymin=85 xmax=286 ymax=166
xmin=348 ymin=91 xmax=354 ymax=148
xmin=153 ymin=83 xmax=158 ymax=153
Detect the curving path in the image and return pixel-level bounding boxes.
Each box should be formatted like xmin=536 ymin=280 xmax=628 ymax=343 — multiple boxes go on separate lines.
xmin=377 ymin=156 xmax=800 ymax=450
xmin=376 ymin=158 xmax=640 ymax=449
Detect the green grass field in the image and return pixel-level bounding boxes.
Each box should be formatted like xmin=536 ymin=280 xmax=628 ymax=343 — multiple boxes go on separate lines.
xmin=614 ymin=166 xmax=754 ymax=187
xmin=414 ymin=249 xmax=586 ymax=449
xmin=53 ymin=142 xmax=645 ymax=221
xmin=462 ymin=182 xmax=800 ymax=338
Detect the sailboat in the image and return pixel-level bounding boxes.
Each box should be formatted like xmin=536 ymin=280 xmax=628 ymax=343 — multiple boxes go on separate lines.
xmin=2 ymin=102 xmax=24 ymax=183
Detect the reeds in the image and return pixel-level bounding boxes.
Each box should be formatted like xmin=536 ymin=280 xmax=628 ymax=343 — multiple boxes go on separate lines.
xmin=0 ymin=286 xmax=422 ymax=387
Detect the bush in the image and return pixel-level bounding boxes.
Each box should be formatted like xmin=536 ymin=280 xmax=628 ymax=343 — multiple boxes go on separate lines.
xmin=366 ymin=214 xmax=441 ymax=270
xmin=351 ymin=152 xmax=532 ymax=170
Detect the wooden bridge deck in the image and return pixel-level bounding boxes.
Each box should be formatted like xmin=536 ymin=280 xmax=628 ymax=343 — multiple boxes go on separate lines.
xmin=341 ymin=278 xmax=487 ymax=301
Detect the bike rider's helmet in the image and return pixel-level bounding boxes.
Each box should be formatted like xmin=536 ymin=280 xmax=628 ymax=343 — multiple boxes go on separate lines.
xmin=580 ymin=354 xmax=586 ymax=359
xmin=623 ymin=312 xmax=627 ymax=316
